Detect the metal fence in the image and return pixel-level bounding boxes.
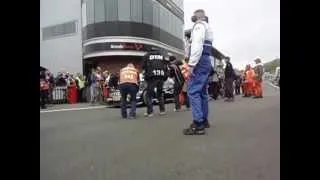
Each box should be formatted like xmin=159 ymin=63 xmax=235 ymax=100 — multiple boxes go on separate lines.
xmin=47 ymin=86 xmax=91 ymax=104
xmin=50 ymin=86 xmax=68 ymax=104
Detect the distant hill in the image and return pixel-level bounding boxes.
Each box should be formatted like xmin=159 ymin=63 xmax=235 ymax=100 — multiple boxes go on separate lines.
xmin=264 ymin=58 xmax=280 ymax=73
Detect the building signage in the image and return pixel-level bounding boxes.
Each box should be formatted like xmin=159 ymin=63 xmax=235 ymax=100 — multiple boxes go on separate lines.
xmin=110 ymin=43 xmax=144 ymax=51
xmin=84 ymin=42 xmax=183 ymax=60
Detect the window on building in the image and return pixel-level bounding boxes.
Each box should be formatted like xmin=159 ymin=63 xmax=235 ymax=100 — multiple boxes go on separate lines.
xmin=172 ymin=15 xmax=177 ymax=37
xmin=105 ymin=0 xmax=118 ymax=21
xmin=86 ymin=0 xmax=94 ymax=25
xmin=118 ymin=0 xmax=130 ymax=21
xmin=177 ymin=19 xmax=183 ymax=39
xmin=152 ymin=1 xmax=160 ymax=27
xmin=159 ymin=4 xmax=170 ymax=33
xmin=94 ymin=0 xmax=105 ymax=23
xmin=171 ymin=0 xmax=183 ymax=8
xmin=175 ymin=16 xmax=180 ymax=38
xmin=42 ymin=21 xmax=77 ymax=40
xmin=169 ymin=12 xmax=175 ymax=37
xmin=142 ymin=0 xmax=153 ymax=25
xmin=131 ymin=0 xmax=142 ymax=22
xmin=81 ymin=2 xmax=87 ymax=27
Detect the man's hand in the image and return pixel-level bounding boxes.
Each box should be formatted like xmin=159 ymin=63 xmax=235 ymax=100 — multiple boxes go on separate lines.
xmin=188 ymin=65 xmax=195 ymax=78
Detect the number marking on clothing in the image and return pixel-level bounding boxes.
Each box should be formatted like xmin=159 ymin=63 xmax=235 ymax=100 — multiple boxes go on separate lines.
xmin=152 ymin=70 xmax=164 ymax=76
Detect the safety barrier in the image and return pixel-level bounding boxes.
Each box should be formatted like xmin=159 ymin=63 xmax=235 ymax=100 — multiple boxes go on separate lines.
xmin=51 ymin=86 xmax=68 ymax=104
xmin=47 ymin=86 xmax=94 ymax=104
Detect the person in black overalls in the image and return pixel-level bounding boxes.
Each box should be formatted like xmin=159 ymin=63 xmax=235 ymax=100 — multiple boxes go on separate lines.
xmin=234 ymin=75 xmax=242 ymax=95
xmin=142 ymin=48 xmax=168 ymax=117
xmin=224 ymin=57 xmax=236 ymax=102
xmin=168 ymin=56 xmax=185 ymax=112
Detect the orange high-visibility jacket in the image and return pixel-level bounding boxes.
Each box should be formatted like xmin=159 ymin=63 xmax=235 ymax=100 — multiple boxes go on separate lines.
xmin=119 ymin=66 xmax=139 ymax=85
xmin=245 ymin=68 xmax=255 ymax=83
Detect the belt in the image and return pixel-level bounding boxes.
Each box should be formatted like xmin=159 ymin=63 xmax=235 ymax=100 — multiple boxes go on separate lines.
xmin=203 ymin=40 xmax=212 ymax=47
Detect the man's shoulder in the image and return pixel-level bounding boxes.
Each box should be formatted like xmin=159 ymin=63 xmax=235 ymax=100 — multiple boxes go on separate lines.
xmin=192 ymin=22 xmax=206 ymax=32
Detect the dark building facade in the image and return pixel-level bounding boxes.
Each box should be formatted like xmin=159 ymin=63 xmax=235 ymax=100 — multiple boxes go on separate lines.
xmin=82 ymin=0 xmax=185 ymax=74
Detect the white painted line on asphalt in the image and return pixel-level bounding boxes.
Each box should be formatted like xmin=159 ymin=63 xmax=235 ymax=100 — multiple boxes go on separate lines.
xmin=40 ymin=105 xmax=107 ymax=114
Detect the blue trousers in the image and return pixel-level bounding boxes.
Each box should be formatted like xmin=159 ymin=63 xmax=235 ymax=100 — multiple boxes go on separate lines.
xmin=119 ymin=83 xmax=138 ymax=118
xmin=188 ymin=54 xmax=212 ymax=124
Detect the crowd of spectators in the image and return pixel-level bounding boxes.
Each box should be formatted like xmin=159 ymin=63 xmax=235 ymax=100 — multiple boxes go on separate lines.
xmin=40 ymin=66 xmax=121 ymax=107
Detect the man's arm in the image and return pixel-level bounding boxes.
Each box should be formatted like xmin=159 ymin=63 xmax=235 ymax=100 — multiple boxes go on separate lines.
xmin=210 ymin=56 xmax=215 ymax=69
xmin=257 ymin=65 xmax=263 ymax=80
xmin=141 ymin=54 xmax=148 ymax=70
xmin=189 ymin=23 xmax=206 ymax=67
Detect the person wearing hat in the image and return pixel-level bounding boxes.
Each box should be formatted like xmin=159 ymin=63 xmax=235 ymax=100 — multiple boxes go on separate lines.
xmin=183 ymin=9 xmax=213 ymax=135
xmin=253 ymin=58 xmax=264 ymax=98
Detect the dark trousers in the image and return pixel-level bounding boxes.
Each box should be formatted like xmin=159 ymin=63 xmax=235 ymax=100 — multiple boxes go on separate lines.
xmin=212 ymin=82 xmax=220 ymax=99
xmin=235 ymin=85 xmax=241 ymax=95
xmin=146 ymin=79 xmax=165 ymax=114
xmin=208 ymin=82 xmax=214 ymax=98
xmin=225 ymin=78 xmax=234 ymax=99
xmin=119 ymin=83 xmax=138 ymax=118
xmin=182 ymin=92 xmax=190 ymax=108
xmin=40 ymin=90 xmax=49 ymax=108
xmin=48 ymin=88 xmax=53 ymax=104
xmin=78 ymin=88 xmax=84 ymax=102
xmin=174 ymin=82 xmax=183 ymax=110
xmin=218 ymin=79 xmax=224 ymax=97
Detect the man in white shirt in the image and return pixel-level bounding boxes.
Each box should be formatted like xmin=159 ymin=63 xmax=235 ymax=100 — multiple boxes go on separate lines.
xmin=183 ymin=10 xmax=213 ymax=135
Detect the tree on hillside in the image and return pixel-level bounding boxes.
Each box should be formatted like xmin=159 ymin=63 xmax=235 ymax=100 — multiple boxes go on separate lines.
xmin=264 ymin=58 xmax=280 ymax=73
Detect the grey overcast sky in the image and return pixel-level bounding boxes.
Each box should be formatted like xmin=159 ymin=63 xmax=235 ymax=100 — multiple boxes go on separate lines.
xmin=183 ymin=0 xmax=280 ymax=69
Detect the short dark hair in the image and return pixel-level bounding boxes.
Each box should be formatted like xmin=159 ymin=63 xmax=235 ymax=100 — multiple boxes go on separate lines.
xmin=169 ymin=56 xmax=176 ymax=62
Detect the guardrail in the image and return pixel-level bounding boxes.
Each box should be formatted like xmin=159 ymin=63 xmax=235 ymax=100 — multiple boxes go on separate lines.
xmin=264 ymin=75 xmax=280 ymax=87
xmin=50 ymin=86 xmax=68 ymax=104
xmin=47 ymin=86 xmax=98 ymax=104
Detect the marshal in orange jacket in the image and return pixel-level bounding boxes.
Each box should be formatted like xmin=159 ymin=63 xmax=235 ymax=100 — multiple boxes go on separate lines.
xmin=119 ymin=64 xmax=139 ymax=85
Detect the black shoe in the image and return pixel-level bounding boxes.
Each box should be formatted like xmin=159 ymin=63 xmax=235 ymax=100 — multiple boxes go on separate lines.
xmin=144 ymin=113 xmax=154 ymax=117
xmin=252 ymin=96 xmax=260 ymax=99
xmin=203 ymin=120 xmax=211 ymax=128
xmin=183 ymin=123 xmax=206 ymax=135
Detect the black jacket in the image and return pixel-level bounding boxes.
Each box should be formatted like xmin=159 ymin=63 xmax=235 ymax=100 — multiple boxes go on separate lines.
xmin=142 ymin=51 xmax=168 ymax=81
xmin=225 ymin=62 xmax=236 ymax=79
xmin=169 ymin=62 xmax=185 ymax=88
xmin=108 ymin=73 xmax=119 ymax=88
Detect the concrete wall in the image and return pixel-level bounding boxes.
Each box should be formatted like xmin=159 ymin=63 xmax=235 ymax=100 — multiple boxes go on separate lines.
xmin=40 ymin=0 xmax=82 ymax=75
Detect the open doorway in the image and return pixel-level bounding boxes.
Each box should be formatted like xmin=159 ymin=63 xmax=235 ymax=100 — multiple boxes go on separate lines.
xmin=83 ymin=60 xmax=98 ymax=77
